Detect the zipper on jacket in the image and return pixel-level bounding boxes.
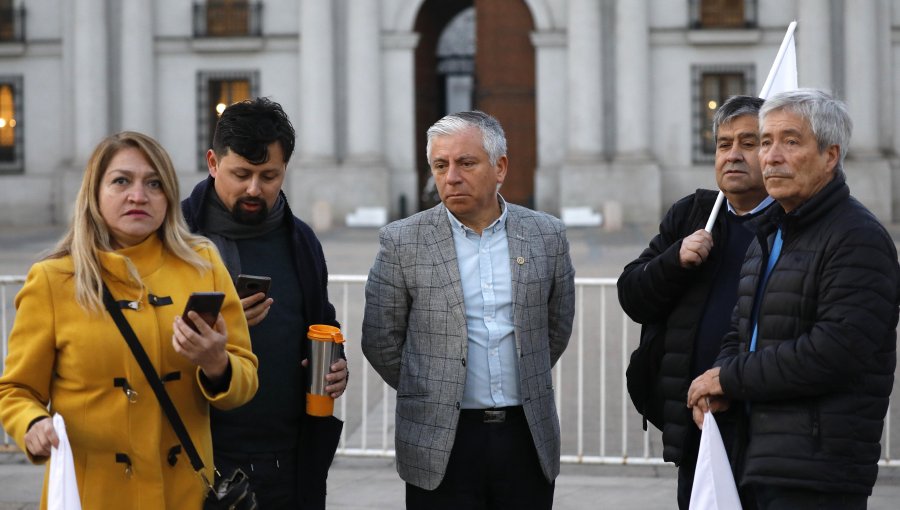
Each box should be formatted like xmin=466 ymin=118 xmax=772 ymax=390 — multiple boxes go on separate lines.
xmin=810 ymin=405 xmax=821 ymax=448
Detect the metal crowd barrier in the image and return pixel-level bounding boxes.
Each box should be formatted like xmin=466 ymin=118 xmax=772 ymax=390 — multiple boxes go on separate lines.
xmin=1 ymin=275 xmax=897 ymax=467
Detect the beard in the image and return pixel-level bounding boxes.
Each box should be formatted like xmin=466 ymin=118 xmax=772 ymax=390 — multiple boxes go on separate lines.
xmin=231 ymin=197 xmax=269 ymax=225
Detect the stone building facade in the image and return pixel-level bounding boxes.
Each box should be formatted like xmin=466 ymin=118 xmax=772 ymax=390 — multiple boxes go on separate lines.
xmin=0 ymin=0 xmax=897 ymax=227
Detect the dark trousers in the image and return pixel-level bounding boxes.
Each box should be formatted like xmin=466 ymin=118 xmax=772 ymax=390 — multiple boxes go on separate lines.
xmin=753 ymin=485 xmax=867 ymax=510
xmin=212 ymin=448 xmax=298 ymax=510
xmin=405 ymin=406 xmax=555 ymax=510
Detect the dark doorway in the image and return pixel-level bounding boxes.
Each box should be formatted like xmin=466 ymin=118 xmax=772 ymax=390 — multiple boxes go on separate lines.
xmin=414 ymin=0 xmax=537 ymax=211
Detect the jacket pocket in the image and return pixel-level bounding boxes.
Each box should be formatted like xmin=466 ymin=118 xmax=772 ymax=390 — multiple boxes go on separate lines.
xmin=397 ymin=391 xmax=429 ymax=399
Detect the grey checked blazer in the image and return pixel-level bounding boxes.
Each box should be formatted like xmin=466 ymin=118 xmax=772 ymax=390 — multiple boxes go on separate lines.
xmin=361 ymin=202 xmax=576 ymax=490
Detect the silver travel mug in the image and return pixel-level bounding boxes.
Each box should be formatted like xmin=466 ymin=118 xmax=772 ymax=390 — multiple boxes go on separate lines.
xmin=306 ymin=324 xmax=344 ymax=416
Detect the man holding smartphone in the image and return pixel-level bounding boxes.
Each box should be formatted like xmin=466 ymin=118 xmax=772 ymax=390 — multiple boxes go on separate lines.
xmin=182 ymin=97 xmax=348 ymax=509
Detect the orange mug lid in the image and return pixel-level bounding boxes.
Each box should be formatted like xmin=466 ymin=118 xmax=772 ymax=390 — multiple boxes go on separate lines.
xmin=307 ymin=324 xmax=344 ymax=343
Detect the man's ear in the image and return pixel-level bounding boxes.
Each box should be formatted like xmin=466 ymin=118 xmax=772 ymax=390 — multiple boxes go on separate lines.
xmin=824 ymin=144 xmax=840 ymax=175
xmin=495 ymin=155 xmax=509 ymax=186
xmin=206 ymin=149 xmax=219 ymax=178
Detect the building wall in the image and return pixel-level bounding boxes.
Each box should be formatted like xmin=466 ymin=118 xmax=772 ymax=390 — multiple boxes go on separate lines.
xmin=0 ymin=0 xmax=898 ymax=227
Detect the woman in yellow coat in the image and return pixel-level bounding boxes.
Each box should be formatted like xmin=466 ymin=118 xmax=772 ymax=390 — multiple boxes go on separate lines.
xmin=0 ymin=132 xmax=259 ymax=509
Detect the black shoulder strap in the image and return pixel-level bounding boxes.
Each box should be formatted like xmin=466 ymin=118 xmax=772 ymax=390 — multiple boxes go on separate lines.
xmin=102 ymin=284 xmax=206 ymax=473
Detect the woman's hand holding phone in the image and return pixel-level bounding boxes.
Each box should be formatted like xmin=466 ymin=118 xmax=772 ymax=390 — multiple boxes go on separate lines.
xmin=173 ymin=292 xmax=230 ymax=383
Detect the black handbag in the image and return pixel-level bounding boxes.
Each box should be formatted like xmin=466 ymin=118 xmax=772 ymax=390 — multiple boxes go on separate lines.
xmin=102 ymin=285 xmax=257 ymax=510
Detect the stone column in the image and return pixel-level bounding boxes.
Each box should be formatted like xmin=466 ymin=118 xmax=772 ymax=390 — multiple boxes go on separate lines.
xmin=345 ymin=0 xmax=383 ymax=163
xmin=120 ymin=0 xmax=155 ymax=134
xmin=298 ymin=0 xmax=336 ymax=164
xmin=73 ymin=0 xmax=109 ymax=163
xmin=383 ymin=32 xmax=420 ymax=217
xmin=566 ymin=0 xmax=603 ymax=160
xmin=797 ymin=0 xmax=831 ymax=91
xmin=843 ymin=0 xmax=891 ymax=221
xmin=292 ymin=0 xmax=338 ymax=228
xmin=615 ymin=0 xmax=650 ymax=160
xmin=57 ymin=0 xmax=109 ymax=223
xmin=560 ymin=0 xmax=660 ymax=227
xmin=531 ymin=30 xmax=567 ymax=213
xmin=844 ymin=0 xmax=880 ymax=156
xmin=336 ymin=0 xmax=390 ymax=225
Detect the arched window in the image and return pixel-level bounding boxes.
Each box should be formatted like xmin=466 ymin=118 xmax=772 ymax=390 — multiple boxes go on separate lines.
xmin=437 ymin=8 xmax=476 ymax=116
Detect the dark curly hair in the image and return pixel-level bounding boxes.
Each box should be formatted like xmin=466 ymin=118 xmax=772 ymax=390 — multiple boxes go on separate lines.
xmin=212 ymin=97 xmax=296 ymax=164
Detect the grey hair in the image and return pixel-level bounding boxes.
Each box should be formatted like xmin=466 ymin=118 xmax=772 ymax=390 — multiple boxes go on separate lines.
xmin=426 ymin=110 xmax=507 ymax=166
xmin=712 ymin=95 xmax=765 ymax=141
xmin=760 ymin=88 xmax=853 ymax=165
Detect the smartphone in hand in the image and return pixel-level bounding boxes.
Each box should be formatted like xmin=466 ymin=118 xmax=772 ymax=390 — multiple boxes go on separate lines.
xmin=182 ymin=292 xmax=225 ymax=333
xmin=235 ymin=274 xmax=272 ymax=299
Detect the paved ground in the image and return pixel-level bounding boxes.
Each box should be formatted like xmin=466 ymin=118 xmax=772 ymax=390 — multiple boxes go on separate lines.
xmin=1 ymin=453 xmax=900 ymax=509
xmin=2 ymin=223 xmax=900 ymax=508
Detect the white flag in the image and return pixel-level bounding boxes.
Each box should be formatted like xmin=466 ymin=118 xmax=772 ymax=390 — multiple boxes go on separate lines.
xmin=689 ymin=411 xmax=742 ymax=510
xmin=705 ymin=21 xmax=798 ymax=232
xmin=759 ymin=21 xmax=798 ymax=99
xmin=48 ymin=413 xmax=82 ymax=510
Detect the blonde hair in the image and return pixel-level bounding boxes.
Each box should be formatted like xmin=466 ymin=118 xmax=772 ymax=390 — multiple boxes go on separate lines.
xmin=46 ymin=131 xmax=211 ymax=312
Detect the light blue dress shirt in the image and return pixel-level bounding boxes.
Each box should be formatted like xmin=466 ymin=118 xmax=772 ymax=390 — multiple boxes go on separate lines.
xmin=726 ymin=195 xmax=774 ymax=215
xmin=447 ymin=198 xmax=521 ymax=409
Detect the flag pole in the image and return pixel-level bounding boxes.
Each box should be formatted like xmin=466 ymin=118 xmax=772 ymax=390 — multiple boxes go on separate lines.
xmin=703 ymin=193 xmax=725 ymax=232
xmin=704 ymin=20 xmax=798 ymax=233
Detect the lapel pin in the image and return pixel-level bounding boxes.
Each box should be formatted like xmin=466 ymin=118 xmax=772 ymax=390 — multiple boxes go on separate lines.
xmin=516 ymin=256 xmax=525 ymax=265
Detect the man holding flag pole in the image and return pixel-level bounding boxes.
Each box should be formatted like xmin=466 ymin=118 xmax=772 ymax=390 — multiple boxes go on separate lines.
xmin=686 ymin=24 xmax=900 ymax=509
xmin=687 ymin=86 xmax=899 ymax=510
xmin=619 ymin=22 xmax=798 ymax=509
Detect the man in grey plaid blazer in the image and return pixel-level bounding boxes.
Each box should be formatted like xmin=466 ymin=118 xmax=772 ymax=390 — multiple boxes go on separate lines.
xmin=362 ymin=111 xmax=575 ymax=509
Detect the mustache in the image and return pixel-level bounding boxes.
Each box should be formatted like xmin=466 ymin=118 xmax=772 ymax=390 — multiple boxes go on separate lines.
xmin=764 ymin=168 xmax=792 ymax=178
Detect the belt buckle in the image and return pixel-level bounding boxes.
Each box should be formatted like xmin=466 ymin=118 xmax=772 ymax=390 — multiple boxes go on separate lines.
xmin=483 ymin=410 xmax=506 ymax=423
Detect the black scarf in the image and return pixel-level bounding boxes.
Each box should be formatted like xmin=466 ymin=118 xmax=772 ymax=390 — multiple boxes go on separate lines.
xmin=202 ymin=191 xmax=286 ymax=280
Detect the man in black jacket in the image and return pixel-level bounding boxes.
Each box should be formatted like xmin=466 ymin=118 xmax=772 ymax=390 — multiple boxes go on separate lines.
xmin=689 ymin=89 xmax=900 ymax=509
xmin=618 ymin=95 xmax=770 ymax=509
xmin=182 ymin=98 xmax=348 ymax=509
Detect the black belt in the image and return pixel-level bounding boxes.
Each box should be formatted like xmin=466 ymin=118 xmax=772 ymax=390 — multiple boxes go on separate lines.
xmin=460 ymin=406 xmax=524 ymax=423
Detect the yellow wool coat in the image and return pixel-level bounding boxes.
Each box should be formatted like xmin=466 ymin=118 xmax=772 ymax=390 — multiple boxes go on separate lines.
xmin=0 ymin=234 xmax=258 ymax=510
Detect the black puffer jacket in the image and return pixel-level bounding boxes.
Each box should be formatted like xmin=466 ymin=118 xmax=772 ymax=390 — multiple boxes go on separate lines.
xmin=717 ymin=170 xmax=899 ymax=495
xmin=618 ymin=189 xmax=729 ymax=464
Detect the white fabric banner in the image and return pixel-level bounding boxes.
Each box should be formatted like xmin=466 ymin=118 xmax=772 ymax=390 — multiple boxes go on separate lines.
xmin=48 ymin=413 xmax=82 ymax=510
xmin=759 ymin=21 xmax=798 ymax=99
xmin=689 ymin=411 xmax=742 ymax=510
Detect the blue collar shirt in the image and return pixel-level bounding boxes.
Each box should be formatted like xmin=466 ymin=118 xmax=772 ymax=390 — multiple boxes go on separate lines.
xmin=726 ymin=195 xmax=774 ymax=216
xmin=447 ymin=197 xmax=521 ymax=409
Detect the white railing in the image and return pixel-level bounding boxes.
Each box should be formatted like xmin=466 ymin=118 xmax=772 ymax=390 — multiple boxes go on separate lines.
xmin=1 ymin=274 xmax=897 ymax=467
xmin=1 ymin=275 xmax=24 ymax=451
